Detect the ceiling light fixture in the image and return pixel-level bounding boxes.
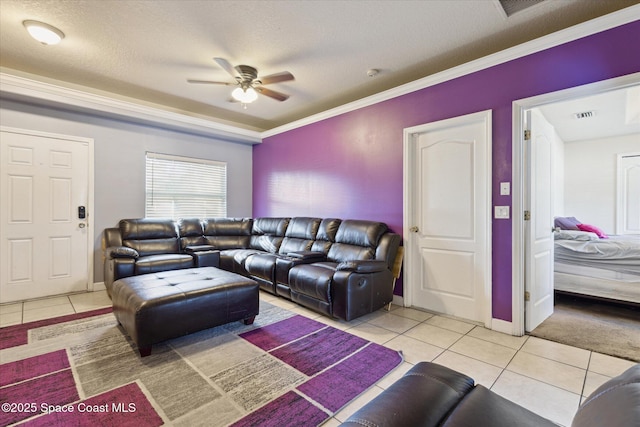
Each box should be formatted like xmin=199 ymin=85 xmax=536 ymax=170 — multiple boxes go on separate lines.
xmin=23 ymin=20 xmax=65 ymax=45
xmin=232 ymin=86 xmax=258 ymax=104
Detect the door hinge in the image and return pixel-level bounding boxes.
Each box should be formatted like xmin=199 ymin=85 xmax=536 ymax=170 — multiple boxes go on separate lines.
xmin=524 ymin=129 xmax=531 ymax=140
xmin=525 ymin=291 xmax=530 ymax=302
xmin=524 ymin=210 xmax=531 ymax=221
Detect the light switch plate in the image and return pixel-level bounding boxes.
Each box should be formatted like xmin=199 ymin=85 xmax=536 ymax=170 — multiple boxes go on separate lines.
xmin=500 ymin=182 xmax=510 ymax=196
xmin=494 ymin=206 xmax=510 ymax=219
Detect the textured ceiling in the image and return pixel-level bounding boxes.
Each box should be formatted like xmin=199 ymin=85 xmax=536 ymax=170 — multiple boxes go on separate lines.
xmin=0 ymin=0 xmax=637 ymax=131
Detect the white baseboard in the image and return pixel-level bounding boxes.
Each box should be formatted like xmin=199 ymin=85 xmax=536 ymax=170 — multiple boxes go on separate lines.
xmin=491 ymin=318 xmax=517 ymax=336
xmin=91 ymin=281 xmax=106 ymax=292
xmin=392 ymin=295 xmax=404 ymax=307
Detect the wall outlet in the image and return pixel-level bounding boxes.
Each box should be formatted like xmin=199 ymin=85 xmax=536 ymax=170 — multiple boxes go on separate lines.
xmin=494 ymin=206 xmax=510 ymax=219
xmin=500 ymin=182 xmax=510 ymax=196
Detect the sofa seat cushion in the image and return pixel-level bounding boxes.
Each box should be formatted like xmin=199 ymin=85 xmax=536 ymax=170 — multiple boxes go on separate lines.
xmin=245 ymin=253 xmax=278 ymax=281
xmin=219 ymin=249 xmax=263 ymax=274
xmin=289 ymin=263 xmax=338 ymax=301
xmin=134 ymin=254 xmax=194 ymax=275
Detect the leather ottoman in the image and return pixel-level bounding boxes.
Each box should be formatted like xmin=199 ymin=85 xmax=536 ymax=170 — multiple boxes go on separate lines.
xmin=111 ymin=267 xmax=259 ymax=356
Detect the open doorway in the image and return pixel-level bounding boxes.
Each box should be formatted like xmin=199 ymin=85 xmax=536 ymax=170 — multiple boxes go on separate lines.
xmin=511 ymin=73 xmax=640 ymax=335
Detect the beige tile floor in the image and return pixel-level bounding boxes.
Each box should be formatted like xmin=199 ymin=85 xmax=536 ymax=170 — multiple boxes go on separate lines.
xmin=1 ymin=290 xmax=637 ymax=426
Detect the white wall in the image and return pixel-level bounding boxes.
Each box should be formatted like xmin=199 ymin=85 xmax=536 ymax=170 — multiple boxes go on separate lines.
xmin=0 ymin=99 xmax=253 ymax=283
xmin=564 ymin=133 xmax=639 ymax=233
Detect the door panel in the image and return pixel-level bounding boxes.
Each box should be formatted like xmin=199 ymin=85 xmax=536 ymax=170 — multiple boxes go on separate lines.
xmin=406 ymin=111 xmax=491 ymax=325
xmin=1 ymin=129 xmax=90 ymax=303
xmin=617 ymin=154 xmax=640 ymax=234
xmin=525 ymin=109 xmax=554 ymax=331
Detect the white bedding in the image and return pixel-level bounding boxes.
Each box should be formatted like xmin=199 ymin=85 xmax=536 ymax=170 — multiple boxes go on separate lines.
xmin=554 ymin=233 xmax=640 ymax=275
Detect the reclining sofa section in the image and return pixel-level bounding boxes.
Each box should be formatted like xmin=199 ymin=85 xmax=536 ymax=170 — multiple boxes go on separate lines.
xmin=103 ymin=217 xmax=401 ymax=321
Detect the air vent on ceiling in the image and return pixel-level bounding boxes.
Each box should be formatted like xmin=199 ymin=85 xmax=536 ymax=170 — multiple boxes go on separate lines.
xmin=498 ymin=0 xmax=547 ymax=17
xmin=574 ymin=111 xmax=596 ymax=119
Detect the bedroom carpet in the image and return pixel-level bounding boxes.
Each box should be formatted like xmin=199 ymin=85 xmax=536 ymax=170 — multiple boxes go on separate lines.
xmin=530 ymin=293 xmax=640 ymax=362
xmin=0 ymin=301 xmax=402 ymax=426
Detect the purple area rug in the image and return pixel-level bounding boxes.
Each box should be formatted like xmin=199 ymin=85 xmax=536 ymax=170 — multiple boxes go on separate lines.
xmin=0 ymin=368 xmax=79 ymax=425
xmin=239 ymin=314 xmax=325 ymax=351
xmin=0 ymin=307 xmax=113 ymax=350
xmin=236 ymin=319 xmax=403 ymax=424
xmin=22 ymin=382 xmax=163 ymax=427
xmin=229 ymin=391 xmax=327 ymax=427
xmin=0 ymin=349 xmax=69 ymax=387
xmin=0 ymin=347 xmax=162 ymax=426
xmin=298 ymin=342 xmax=403 ymax=412
xmin=1 ymin=302 xmax=403 ymax=426
xmin=271 ymin=327 xmax=368 ymax=376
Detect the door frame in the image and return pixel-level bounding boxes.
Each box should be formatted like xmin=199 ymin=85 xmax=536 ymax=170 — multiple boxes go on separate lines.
xmin=0 ymin=126 xmax=95 ymax=296
xmin=616 ymin=151 xmax=640 ymax=235
xmin=511 ymin=73 xmax=640 ymax=335
xmin=403 ymin=110 xmax=493 ymax=328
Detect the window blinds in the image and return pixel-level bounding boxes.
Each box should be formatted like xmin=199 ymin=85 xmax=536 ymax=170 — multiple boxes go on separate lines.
xmin=145 ymin=152 xmax=227 ymax=219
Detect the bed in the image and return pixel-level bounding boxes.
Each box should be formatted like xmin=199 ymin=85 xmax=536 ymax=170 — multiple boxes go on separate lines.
xmin=553 ymin=217 xmax=640 ymax=304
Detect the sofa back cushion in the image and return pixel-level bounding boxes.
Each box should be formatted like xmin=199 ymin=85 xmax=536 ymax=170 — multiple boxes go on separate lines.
xmin=119 ymin=218 xmax=180 ymax=256
xmin=178 ymin=218 xmax=205 ymax=249
xmin=311 ymin=218 xmax=342 ymax=253
xmin=250 ymin=217 xmax=290 ymax=253
xmin=328 ymin=220 xmax=388 ymax=263
xmin=202 ymin=218 xmax=252 ymax=249
xmin=279 ymin=217 xmax=321 ymax=255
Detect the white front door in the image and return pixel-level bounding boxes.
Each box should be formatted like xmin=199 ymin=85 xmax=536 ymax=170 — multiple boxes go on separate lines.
xmin=0 ymin=127 xmax=91 ymax=303
xmin=616 ymin=153 xmax=640 ymax=235
xmin=524 ymin=109 xmax=555 ymax=331
xmin=404 ymin=110 xmax=492 ymax=326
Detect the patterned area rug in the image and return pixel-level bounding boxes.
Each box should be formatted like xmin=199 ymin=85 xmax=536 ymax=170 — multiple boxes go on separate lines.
xmin=0 ymin=301 xmax=403 ymax=426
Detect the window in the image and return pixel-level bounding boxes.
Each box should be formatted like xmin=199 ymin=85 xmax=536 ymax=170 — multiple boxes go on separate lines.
xmin=145 ymin=152 xmax=227 ymax=219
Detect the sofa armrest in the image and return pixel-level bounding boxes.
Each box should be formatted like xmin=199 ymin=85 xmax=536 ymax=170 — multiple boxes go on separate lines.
xmin=275 ymin=253 xmax=325 ymax=285
xmin=185 ymin=244 xmax=216 ymax=253
xmin=105 ymin=246 xmax=139 ymax=259
xmin=340 ymin=362 xmax=475 ymax=427
xmin=287 ymin=251 xmax=326 ymax=261
xmin=331 ymin=267 xmax=393 ymax=321
xmin=336 ymin=260 xmax=386 ymax=273
xmin=190 ymin=250 xmax=220 ymax=268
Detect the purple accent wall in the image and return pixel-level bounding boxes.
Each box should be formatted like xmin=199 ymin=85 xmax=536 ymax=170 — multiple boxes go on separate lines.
xmin=253 ymin=21 xmax=640 ymax=322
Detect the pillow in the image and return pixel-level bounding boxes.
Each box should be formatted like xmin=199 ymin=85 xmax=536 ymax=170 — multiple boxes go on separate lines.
xmin=577 ymin=223 xmax=608 ymax=239
xmin=554 ymin=230 xmax=599 ymax=241
xmin=554 ymin=216 xmax=581 ymax=230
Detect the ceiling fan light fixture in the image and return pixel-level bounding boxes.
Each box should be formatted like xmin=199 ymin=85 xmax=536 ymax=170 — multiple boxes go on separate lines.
xmin=232 ymin=86 xmax=258 ymax=103
xmin=23 ymin=20 xmax=65 ymax=45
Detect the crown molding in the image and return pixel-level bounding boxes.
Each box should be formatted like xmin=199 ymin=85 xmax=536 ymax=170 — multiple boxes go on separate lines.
xmin=0 ymin=71 xmax=262 ymax=145
xmin=1 ymin=6 xmax=637 ymax=143
xmin=262 ymin=5 xmax=640 ymax=138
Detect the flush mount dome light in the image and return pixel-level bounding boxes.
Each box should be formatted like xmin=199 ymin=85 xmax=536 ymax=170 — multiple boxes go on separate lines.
xmin=232 ymin=86 xmax=258 ymax=103
xmin=23 ymin=20 xmax=65 ymax=45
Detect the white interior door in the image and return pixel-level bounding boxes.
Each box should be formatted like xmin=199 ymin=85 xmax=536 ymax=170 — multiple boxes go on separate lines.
xmin=616 ymin=153 xmax=640 ymax=235
xmin=404 ymin=110 xmax=491 ymax=326
xmin=524 ymin=109 xmax=554 ymax=331
xmin=1 ymin=127 xmax=91 ymax=303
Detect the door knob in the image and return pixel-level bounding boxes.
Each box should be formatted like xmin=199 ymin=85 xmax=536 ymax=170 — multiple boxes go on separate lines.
xmin=410 ymin=226 xmax=419 ymax=233
xmin=78 ymin=223 xmax=86 ymax=228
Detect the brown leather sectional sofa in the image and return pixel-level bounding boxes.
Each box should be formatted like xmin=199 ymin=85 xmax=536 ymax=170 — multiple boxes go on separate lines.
xmin=103 ymin=216 xmax=401 ymax=321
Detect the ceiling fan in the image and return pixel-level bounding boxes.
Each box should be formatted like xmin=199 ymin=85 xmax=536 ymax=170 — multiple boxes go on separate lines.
xmin=187 ymin=57 xmax=294 ymax=105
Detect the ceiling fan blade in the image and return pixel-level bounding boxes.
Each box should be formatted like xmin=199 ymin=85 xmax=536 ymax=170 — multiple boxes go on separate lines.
xmin=259 ymin=71 xmax=294 ymax=85
xmin=187 ymin=79 xmax=232 ymax=85
xmin=256 ymin=86 xmax=289 ymax=102
xmin=214 ymin=57 xmax=239 ymax=78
